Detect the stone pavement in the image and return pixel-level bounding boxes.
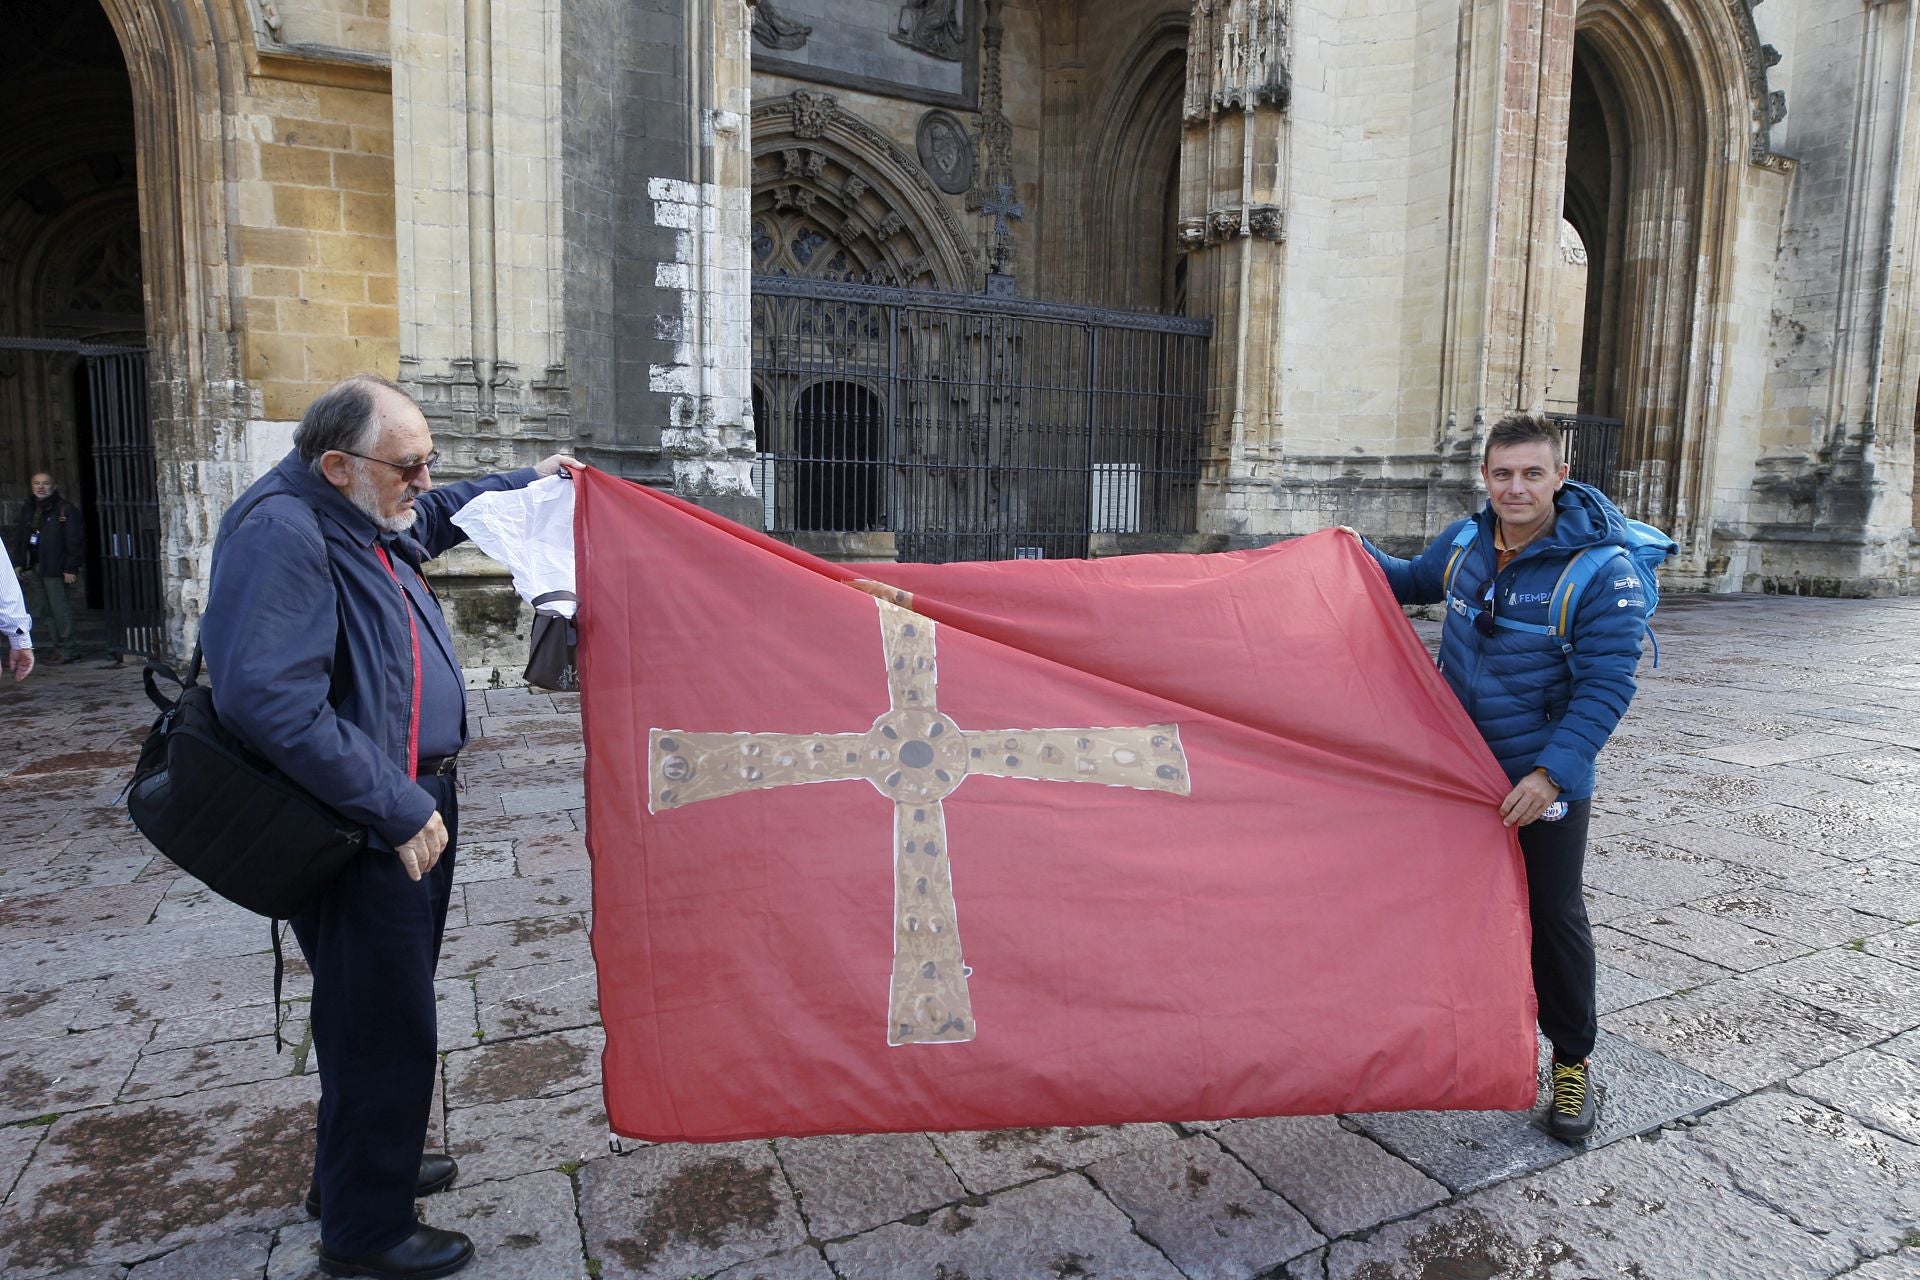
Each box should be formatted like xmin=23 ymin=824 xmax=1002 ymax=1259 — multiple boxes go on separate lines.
xmin=0 ymin=593 xmax=1917 ymax=1280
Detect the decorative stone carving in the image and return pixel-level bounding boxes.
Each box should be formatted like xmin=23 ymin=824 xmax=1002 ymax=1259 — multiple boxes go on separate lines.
xmin=754 ymin=94 xmax=982 ymax=285
xmin=893 ymin=0 xmax=967 ymax=62
xmin=752 ymin=0 xmax=813 ymax=52
xmin=916 ymin=110 xmax=973 ymax=194
xmin=1179 ymin=205 xmax=1284 ymax=248
xmin=968 ymin=1 xmax=1018 ymax=282
xmin=1186 ymin=0 xmax=1290 ymax=122
xmin=791 ymin=89 xmax=835 ymax=139
xmin=874 ymin=211 xmax=908 ymax=240
xmin=1733 ymin=0 xmax=1789 ymax=164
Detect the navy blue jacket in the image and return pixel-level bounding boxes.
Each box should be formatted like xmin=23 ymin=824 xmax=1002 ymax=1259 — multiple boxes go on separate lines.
xmin=1364 ymin=481 xmax=1647 ymax=800
xmin=202 ymin=452 xmax=537 ymax=847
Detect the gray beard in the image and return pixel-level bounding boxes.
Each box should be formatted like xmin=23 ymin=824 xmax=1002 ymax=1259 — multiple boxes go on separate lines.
xmin=346 ymin=469 xmax=418 ymax=533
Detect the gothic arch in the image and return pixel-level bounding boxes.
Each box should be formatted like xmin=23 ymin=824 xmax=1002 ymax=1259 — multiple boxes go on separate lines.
xmin=752 ymin=91 xmax=978 ymax=290
xmin=1567 ymin=0 xmax=1755 ymax=541
xmin=1082 ymin=17 xmax=1188 ymax=312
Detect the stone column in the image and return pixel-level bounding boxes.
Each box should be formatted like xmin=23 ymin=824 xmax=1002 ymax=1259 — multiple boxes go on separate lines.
xmin=1433 ymin=0 xmax=1577 ymax=460
xmin=652 ymin=0 xmax=757 ymax=515
xmin=390 ymin=0 xmax=571 ymax=470
xmin=1179 ymin=0 xmax=1290 ymax=541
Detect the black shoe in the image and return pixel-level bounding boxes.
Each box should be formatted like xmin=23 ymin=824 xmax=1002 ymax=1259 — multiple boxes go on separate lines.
xmin=1546 ymin=1058 xmax=1598 ymax=1143
xmin=317 ymin=1224 xmax=474 ymax=1279
xmin=306 ymin=1154 xmax=459 ymax=1218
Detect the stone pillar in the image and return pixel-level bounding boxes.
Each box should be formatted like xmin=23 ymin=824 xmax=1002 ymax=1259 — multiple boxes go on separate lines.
xmin=1179 ymin=0 xmax=1290 ymax=541
xmin=1434 ymin=0 xmax=1577 ymax=459
xmin=557 ymin=0 xmax=757 ymax=523
xmin=652 ymin=0 xmax=757 ymax=515
xmin=390 ymin=0 xmax=571 ymax=469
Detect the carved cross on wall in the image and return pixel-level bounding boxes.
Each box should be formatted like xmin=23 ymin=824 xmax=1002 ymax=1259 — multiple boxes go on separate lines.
xmin=648 ymin=587 xmax=1192 ymax=1046
xmin=979 ymin=183 xmax=1024 ymax=275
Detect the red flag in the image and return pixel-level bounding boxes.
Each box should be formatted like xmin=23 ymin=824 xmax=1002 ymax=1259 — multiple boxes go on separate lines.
xmin=576 ymin=468 xmax=1536 ymax=1142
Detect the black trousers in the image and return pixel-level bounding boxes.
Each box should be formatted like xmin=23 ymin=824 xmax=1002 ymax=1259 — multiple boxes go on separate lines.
xmin=1517 ymin=797 xmax=1597 ymax=1063
xmin=290 ymin=774 xmax=457 ymax=1257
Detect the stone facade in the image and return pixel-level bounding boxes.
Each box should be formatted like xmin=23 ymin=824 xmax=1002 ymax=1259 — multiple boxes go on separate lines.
xmin=1 ymin=0 xmax=1914 ymax=672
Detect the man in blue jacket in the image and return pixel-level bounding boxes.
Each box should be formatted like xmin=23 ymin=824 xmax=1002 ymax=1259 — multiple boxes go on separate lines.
xmin=1355 ymin=412 xmax=1649 ymax=1143
xmin=203 ymin=374 xmax=576 ymax=1279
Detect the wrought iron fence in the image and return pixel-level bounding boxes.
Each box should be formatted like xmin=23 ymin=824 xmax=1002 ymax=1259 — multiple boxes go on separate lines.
xmin=1546 ymin=412 xmax=1624 ymax=492
xmin=85 ymin=350 xmax=165 ymax=658
xmin=751 ymin=276 xmax=1211 ymax=562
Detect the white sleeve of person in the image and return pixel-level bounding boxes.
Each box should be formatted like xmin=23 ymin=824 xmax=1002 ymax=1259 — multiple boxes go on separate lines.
xmin=0 ymin=559 xmax=31 ymax=647
xmin=450 ymin=474 xmax=577 ymax=617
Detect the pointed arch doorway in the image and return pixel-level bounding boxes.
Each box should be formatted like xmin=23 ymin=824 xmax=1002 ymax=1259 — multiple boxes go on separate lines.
xmin=1555 ymin=0 xmax=1755 ymax=539
xmin=1 ymin=0 xmax=163 ymax=657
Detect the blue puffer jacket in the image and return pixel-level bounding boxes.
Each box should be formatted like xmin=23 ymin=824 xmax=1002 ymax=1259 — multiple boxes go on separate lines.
xmin=1364 ymin=481 xmax=1648 ymax=800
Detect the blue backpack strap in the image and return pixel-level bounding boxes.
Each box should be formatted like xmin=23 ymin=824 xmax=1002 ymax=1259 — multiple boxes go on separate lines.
xmin=1440 ymin=521 xmax=1477 ymax=600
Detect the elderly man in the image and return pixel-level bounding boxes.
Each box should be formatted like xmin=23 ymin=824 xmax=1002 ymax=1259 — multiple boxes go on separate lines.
xmin=202 ymin=374 xmax=576 ymax=1279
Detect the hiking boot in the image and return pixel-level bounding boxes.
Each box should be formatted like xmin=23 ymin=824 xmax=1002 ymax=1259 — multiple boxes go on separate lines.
xmin=1547 ymin=1058 xmax=1597 ymax=1142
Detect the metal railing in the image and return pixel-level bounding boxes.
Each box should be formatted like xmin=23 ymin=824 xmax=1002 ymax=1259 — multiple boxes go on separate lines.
xmin=751 ymin=276 xmax=1211 ymax=561
xmin=1546 ymin=412 xmax=1623 ymax=492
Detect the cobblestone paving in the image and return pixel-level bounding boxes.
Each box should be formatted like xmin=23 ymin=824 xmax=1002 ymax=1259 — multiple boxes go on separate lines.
xmin=1 ymin=593 xmax=1916 ymax=1279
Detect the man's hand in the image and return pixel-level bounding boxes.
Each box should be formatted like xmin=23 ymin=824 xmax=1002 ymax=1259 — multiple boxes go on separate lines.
xmin=7 ymin=647 xmax=31 ymax=682
xmin=394 ymin=811 xmax=449 ymax=880
xmin=534 ymin=454 xmax=584 ymax=478
xmin=62 ymin=573 xmax=76 ymax=585
xmin=1500 ymin=768 xmax=1559 ymax=828
xmin=1334 ymin=526 xmax=1361 ymax=542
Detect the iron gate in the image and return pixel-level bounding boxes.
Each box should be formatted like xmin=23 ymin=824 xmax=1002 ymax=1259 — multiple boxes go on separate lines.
xmin=85 ymin=350 xmax=163 ymax=657
xmin=1546 ymin=412 xmax=1624 ymax=492
xmin=751 ymin=276 xmax=1211 ymax=562
xmin=0 ymin=337 xmax=162 ymax=660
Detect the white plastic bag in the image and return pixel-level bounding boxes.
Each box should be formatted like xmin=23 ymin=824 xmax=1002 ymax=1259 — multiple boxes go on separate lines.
xmin=450 ymin=474 xmax=577 ymax=616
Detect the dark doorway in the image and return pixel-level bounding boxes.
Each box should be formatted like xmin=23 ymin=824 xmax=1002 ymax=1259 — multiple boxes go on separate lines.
xmin=1 ymin=2 xmax=158 ymax=655
xmin=791 ymin=381 xmax=885 ymax=532
xmin=1563 ymin=45 xmax=1620 ymax=422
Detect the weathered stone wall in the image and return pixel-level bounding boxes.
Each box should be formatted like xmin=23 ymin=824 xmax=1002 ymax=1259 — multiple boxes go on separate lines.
xmin=235 ymin=79 xmax=399 ymax=421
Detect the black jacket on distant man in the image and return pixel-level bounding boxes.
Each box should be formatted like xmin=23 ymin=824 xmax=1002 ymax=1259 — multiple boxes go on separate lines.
xmin=14 ymin=491 xmax=83 ymax=579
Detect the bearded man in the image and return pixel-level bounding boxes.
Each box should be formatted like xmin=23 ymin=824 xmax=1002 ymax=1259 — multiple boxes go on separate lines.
xmin=202 ymin=373 xmax=575 ymax=1279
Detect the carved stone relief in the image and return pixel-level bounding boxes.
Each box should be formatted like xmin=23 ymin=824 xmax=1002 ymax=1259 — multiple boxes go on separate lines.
xmin=1732 ymin=0 xmax=1790 ymax=166
xmin=791 ymin=89 xmax=835 ymax=139
xmin=1185 ymin=0 xmax=1290 ymax=122
xmin=894 ymin=0 xmax=967 ymax=62
xmin=1178 ymin=204 xmax=1284 ymax=249
xmin=754 ymin=93 xmax=980 ymax=286
xmin=916 ymin=110 xmax=973 ymax=194
xmin=753 ymin=1 xmax=813 ymax=52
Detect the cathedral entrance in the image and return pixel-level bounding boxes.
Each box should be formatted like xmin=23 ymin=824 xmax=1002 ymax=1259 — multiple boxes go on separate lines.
xmin=1 ymin=2 xmax=162 ymax=656
xmin=752 ymin=276 xmax=1209 ymax=562
xmin=1555 ymin=0 xmax=1748 ymax=530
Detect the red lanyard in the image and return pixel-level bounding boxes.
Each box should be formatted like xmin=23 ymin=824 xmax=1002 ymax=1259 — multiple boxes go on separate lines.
xmin=373 ymin=545 xmax=422 ymax=782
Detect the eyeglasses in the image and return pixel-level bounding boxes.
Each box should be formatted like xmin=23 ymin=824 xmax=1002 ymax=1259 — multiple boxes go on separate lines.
xmin=1474 ymin=576 xmax=1499 ymax=638
xmin=337 ymin=449 xmax=439 ymax=480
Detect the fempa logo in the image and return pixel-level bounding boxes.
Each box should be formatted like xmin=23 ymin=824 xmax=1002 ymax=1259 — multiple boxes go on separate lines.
xmin=1613 ymin=575 xmax=1640 ymax=590
xmin=1508 ymin=591 xmax=1550 ymax=606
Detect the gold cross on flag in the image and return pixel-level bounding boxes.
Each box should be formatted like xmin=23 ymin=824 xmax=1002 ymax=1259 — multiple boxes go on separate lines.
xmin=648 ymin=587 xmax=1192 ymax=1046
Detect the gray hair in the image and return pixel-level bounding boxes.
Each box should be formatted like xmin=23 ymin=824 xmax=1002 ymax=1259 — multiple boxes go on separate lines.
xmin=292 ymin=374 xmax=407 ymax=469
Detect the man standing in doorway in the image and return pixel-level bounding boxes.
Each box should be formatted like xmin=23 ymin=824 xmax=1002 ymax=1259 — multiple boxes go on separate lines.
xmin=12 ymin=472 xmax=83 ymax=663
xmin=202 ymin=373 xmax=576 ymax=1279
xmin=1348 ymin=412 xmax=1650 ymax=1143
